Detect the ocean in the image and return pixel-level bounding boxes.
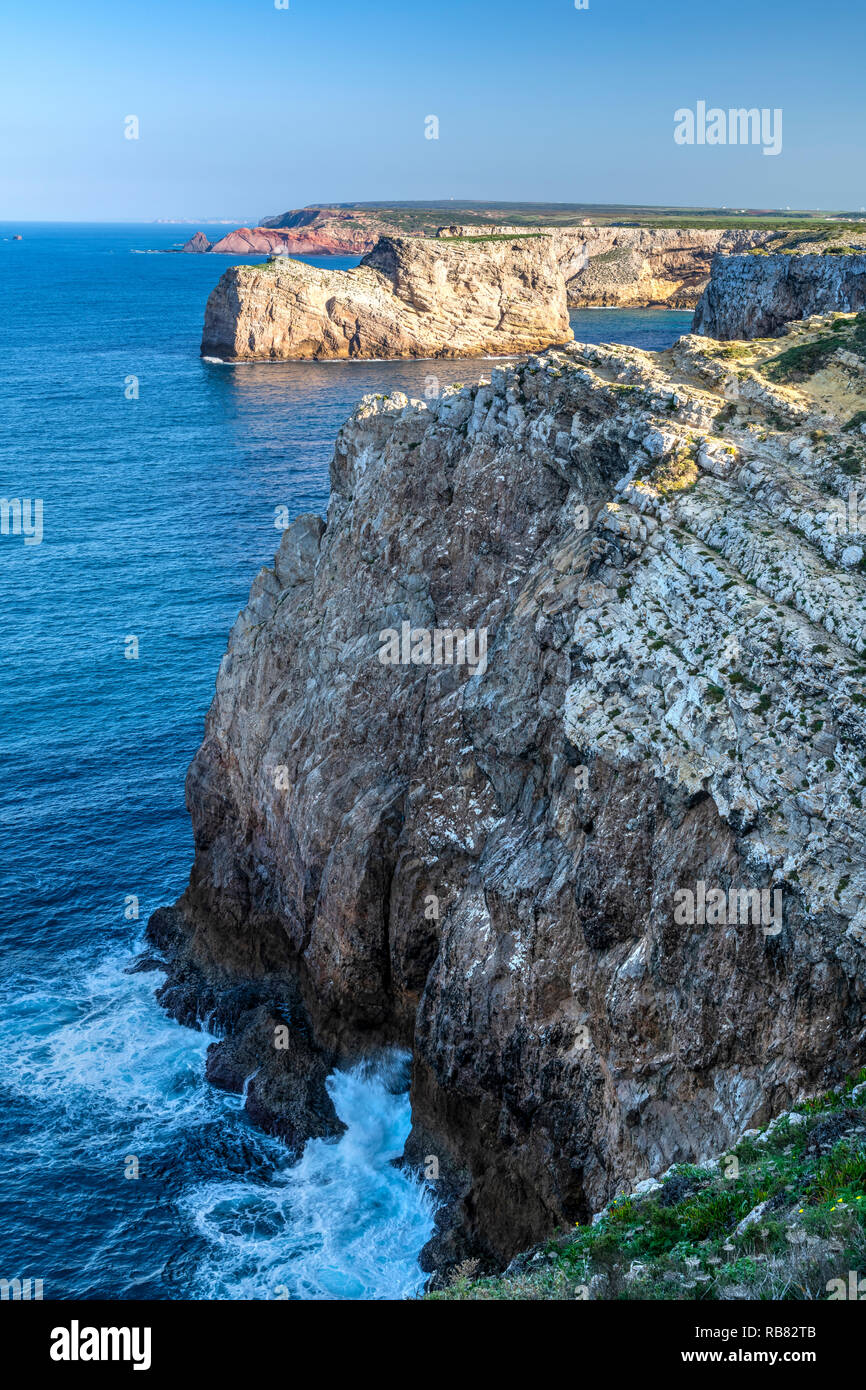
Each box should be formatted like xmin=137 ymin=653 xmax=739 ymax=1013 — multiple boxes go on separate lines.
xmin=0 ymin=222 xmax=694 ymax=1299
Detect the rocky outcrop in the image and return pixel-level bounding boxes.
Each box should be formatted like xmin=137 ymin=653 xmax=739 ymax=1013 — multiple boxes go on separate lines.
xmin=145 ymin=902 xmax=343 ymax=1149
xmin=187 ymin=212 xmax=777 ymax=308
xmin=206 ymin=223 xmax=381 ymax=258
xmin=436 ymin=224 xmax=778 ymax=307
xmin=180 ymin=231 xmax=213 ymax=253
xmin=694 ymin=252 xmax=866 ymax=339
xmin=200 ymin=235 xmax=573 ymax=360
xmin=157 ymin=312 xmax=866 ymax=1274
xmin=565 ymin=228 xmax=777 ymax=306
xmin=179 ymin=209 xmax=396 ymax=257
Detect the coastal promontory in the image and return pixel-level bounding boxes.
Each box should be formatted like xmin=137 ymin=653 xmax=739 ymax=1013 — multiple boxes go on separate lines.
xmin=200 ymin=234 xmax=573 ymax=360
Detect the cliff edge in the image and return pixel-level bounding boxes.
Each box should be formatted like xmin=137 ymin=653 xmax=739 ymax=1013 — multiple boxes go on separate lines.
xmin=694 ymin=251 xmax=866 ymax=339
xmin=438 ymin=223 xmax=776 ymax=308
xmin=158 ymin=312 xmax=866 ymax=1274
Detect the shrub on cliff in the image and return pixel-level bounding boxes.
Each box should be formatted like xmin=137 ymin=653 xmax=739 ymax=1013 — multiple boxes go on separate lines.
xmin=430 ymin=1072 xmax=866 ymax=1301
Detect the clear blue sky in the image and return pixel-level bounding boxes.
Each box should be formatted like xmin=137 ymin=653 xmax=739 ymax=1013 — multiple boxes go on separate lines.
xmin=1 ymin=0 xmax=862 ymax=220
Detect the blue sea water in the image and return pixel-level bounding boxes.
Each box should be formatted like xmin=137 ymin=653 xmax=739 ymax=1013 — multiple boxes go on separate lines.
xmin=0 ymin=222 xmax=693 ymax=1300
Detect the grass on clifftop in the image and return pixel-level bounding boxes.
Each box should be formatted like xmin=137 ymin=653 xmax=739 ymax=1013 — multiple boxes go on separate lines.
xmin=764 ymin=313 xmax=866 ymax=383
xmin=435 ymin=232 xmax=548 ymax=243
xmin=429 ymin=1071 xmax=866 ymax=1301
xmin=275 ymin=203 xmax=866 ymax=235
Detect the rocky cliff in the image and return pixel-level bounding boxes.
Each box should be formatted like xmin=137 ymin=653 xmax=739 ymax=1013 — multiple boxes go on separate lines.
xmin=189 ymin=221 xmax=384 ymax=258
xmin=179 ymin=230 xmax=213 ymax=253
xmin=694 ymin=251 xmax=866 ymax=339
xmin=439 ymin=224 xmax=777 ymax=307
xmin=182 ymin=207 xmax=410 ymax=257
xmin=200 ymin=235 xmax=573 ymax=360
xmin=154 ymin=311 xmax=866 ymax=1275
xmin=564 ymin=227 xmax=777 ymax=308
xmin=188 ymin=214 xmax=777 ymax=309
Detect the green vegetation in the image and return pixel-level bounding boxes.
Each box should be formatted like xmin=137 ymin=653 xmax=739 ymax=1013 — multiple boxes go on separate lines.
xmin=764 ymin=314 xmax=866 ymax=383
xmin=750 ymin=228 xmax=866 ymax=255
xmin=430 ymin=1072 xmax=866 ymax=1301
xmin=436 ymin=232 xmax=547 ymax=244
xmin=264 ymin=201 xmax=866 ymax=236
xmin=764 ymin=336 xmax=839 ymax=382
xmin=651 ymin=449 xmax=699 ymax=498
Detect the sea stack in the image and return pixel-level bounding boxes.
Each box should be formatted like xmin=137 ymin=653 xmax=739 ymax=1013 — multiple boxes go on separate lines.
xmin=180 ymin=230 xmax=213 ymax=253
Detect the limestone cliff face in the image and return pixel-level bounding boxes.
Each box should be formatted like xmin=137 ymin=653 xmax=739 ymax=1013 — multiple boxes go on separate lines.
xmin=200 ymin=235 xmax=573 ymax=360
xmin=694 ymin=252 xmax=866 ymax=339
xmin=190 ymin=215 xmax=776 ymax=310
xmin=159 ymin=315 xmax=866 ymax=1271
xmin=564 ymin=228 xmax=775 ymax=307
xmin=437 ymin=225 xmax=776 ymax=307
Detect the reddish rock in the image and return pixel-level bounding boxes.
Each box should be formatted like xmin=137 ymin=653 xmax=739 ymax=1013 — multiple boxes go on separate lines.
xmin=206 ymin=224 xmax=379 ymax=257
xmin=179 ymin=231 xmax=213 ymax=253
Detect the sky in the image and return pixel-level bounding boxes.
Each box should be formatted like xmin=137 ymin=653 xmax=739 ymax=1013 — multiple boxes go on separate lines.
xmin=0 ymin=0 xmax=863 ymax=221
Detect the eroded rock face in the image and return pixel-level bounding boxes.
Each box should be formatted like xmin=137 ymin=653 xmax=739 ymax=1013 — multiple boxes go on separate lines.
xmin=192 ymin=215 xmax=777 ymax=309
xmin=161 ymin=316 xmax=866 ymax=1271
xmin=694 ymin=252 xmax=866 ymax=338
xmin=200 ymin=235 xmax=573 ymax=360
xmin=438 ymin=224 xmax=778 ymax=307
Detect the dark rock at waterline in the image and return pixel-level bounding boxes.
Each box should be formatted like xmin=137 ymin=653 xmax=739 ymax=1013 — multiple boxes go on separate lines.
xmin=145 ymin=904 xmax=186 ymax=955
xmin=417 ymin=1187 xmax=486 ymax=1288
xmin=205 ymin=1003 xmax=344 ymax=1147
xmin=146 ymin=905 xmax=277 ymax=1031
xmin=124 ymin=954 xmax=167 ymax=975
xmin=145 ymin=903 xmax=342 ymax=1150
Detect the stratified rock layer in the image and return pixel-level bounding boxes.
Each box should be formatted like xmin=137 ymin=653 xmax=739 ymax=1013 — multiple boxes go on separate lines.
xmin=438 ymin=224 xmax=777 ymax=307
xmin=694 ymin=252 xmax=866 ymax=338
xmin=164 ymin=314 xmax=866 ymax=1270
xmin=201 ymin=235 xmax=573 ymax=360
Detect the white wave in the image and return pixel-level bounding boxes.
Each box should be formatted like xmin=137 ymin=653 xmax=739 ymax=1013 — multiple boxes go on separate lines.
xmin=3 ymin=948 xmax=435 ymax=1300
xmin=1 ymin=950 xmax=216 ymax=1147
xmin=183 ymin=1051 xmax=436 ymax=1300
